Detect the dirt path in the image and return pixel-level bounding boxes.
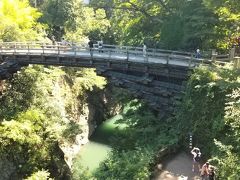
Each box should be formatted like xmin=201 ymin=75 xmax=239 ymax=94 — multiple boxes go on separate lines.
xmin=152 ymin=151 xmax=201 ymax=180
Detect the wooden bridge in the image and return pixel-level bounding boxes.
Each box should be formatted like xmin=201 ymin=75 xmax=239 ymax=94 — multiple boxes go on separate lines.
xmin=0 ymin=42 xmax=238 ymax=112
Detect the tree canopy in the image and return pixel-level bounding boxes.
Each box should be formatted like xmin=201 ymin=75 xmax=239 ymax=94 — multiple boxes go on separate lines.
xmin=0 ymin=0 xmax=44 ymax=41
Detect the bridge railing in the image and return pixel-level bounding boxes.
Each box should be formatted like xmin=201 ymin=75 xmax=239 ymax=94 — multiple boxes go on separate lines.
xmin=0 ymin=41 xmax=234 ymax=67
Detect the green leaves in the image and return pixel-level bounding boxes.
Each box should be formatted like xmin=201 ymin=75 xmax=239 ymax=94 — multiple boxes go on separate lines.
xmin=0 ymin=65 xmax=107 ymax=178
xmin=39 ymin=0 xmax=110 ymax=41
xmin=94 ymin=148 xmax=152 ymax=180
xmin=175 ymin=64 xmax=240 ymax=178
xmin=25 ymin=170 xmax=53 ymax=180
xmin=0 ymin=109 xmax=53 ymax=176
xmin=0 ymin=0 xmax=44 ymax=41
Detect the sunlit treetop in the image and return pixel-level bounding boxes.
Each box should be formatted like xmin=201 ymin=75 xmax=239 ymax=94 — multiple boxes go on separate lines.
xmin=0 ymin=0 xmax=44 ymax=41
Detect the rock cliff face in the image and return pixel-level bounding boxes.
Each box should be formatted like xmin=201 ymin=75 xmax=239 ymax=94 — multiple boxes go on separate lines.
xmin=47 ymin=75 xmax=106 ymax=169
xmin=60 ymin=101 xmax=103 ymax=169
xmin=0 ymin=67 xmax=122 ymax=179
xmin=59 ymin=86 xmax=122 ymax=169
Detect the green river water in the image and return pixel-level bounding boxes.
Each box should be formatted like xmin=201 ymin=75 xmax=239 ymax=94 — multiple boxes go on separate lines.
xmin=74 ymin=114 xmax=126 ymax=172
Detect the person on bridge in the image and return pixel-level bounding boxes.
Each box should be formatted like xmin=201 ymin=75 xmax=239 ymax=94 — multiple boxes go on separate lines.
xmin=200 ymin=161 xmax=210 ymax=180
xmin=191 ymin=147 xmax=201 ymax=172
xmin=196 ymin=49 xmax=201 ymax=59
xmin=61 ymin=38 xmax=67 ymax=46
xmin=88 ymin=39 xmax=94 ymax=57
xmin=51 ymin=36 xmax=56 ymax=45
xmin=143 ymin=43 xmax=147 ymax=61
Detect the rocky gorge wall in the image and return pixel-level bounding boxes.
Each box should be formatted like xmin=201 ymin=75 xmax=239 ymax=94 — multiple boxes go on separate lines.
xmin=0 ymin=67 xmax=124 ymax=179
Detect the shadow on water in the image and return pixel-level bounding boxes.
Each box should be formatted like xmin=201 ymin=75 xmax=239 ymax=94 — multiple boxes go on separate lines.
xmin=90 ymin=114 xmax=126 ymax=145
xmin=75 ymin=114 xmax=127 ymax=172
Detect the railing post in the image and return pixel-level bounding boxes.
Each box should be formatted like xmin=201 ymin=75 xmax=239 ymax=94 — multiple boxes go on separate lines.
xmin=167 ymin=55 xmax=170 ymax=65
xmin=229 ymin=47 xmax=235 ymax=61
xmin=233 ymin=57 xmax=240 ymax=69
xmin=27 ymin=43 xmax=30 ymax=54
xmin=57 ymin=45 xmax=60 ymax=55
xmin=145 ymin=54 xmax=148 ymax=62
xmin=14 ymin=42 xmax=16 ymax=54
xmin=211 ymin=49 xmax=217 ymax=63
xmin=108 ymin=50 xmax=111 ymax=60
xmin=42 ymin=43 xmax=44 ymax=54
xmin=74 ymin=46 xmax=77 ymax=56
xmin=189 ymin=54 xmax=193 ymax=67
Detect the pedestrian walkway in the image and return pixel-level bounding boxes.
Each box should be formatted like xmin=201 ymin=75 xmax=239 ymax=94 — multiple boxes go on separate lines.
xmin=152 ymin=152 xmax=201 ymax=180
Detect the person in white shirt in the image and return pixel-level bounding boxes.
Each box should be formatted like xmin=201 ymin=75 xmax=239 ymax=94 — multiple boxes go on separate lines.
xmin=143 ymin=43 xmax=147 ymax=61
xmin=191 ymin=147 xmax=201 ymax=172
xmin=98 ymin=40 xmax=103 ymax=53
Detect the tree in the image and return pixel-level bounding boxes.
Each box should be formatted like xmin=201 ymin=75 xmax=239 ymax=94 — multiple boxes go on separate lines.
xmin=39 ymin=0 xmax=110 ymax=41
xmin=39 ymin=0 xmax=75 ymax=39
xmin=0 ymin=0 xmax=44 ymax=41
xmin=203 ymin=0 xmax=240 ymax=49
xmin=25 ymin=170 xmax=53 ymax=180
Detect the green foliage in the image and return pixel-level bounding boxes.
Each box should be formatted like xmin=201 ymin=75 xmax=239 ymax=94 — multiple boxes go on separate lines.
xmin=204 ymin=0 xmax=240 ymax=49
xmin=94 ymin=100 xmax=179 ymax=179
xmin=66 ymin=7 xmax=110 ymax=41
xmin=0 ymin=109 xmax=55 ymax=176
xmin=39 ymin=0 xmax=76 ymax=38
xmin=94 ymin=148 xmax=152 ymax=180
xmin=72 ymin=160 xmax=92 ymax=180
xmin=0 ymin=65 xmax=107 ymax=178
xmin=25 ymin=170 xmax=53 ymax=180
xmin=0 ymin=67 xmax=39 ymax=120
xmin=89 ymin=0 xmax=240 ymax=51
xmin=62 ymin=121 xmax=83 ymax=143
xmin=39 ymin=0 xmax=110 ymax=41
xmin=210 ymin=140 xmax=240 ymax=179
xmin=174 ymin=64 xmax=240 ymax=178
xmin=63 ymin=67 xmax=106 ymax=116
xmin=160 ymin=14 xmax=184 ymax=49
xmin=0 ymin=0 xmax=45 ymax=41
xmin=175 ymin=66 xmax=226 ymax=153
xmin=224 ymin=88 xmax=240 ymax=148
xmin=209 ymin=88 xmax=240 ymax=178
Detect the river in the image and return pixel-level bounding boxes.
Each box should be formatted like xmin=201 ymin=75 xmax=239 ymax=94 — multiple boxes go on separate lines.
xmin=73 ymin=114 xmax=127 ymax=173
